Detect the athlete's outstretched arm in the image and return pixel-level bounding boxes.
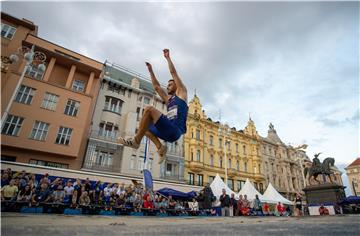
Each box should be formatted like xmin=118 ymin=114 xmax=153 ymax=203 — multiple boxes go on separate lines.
xmin=163 ymin=49 xmax=187 ymax=100
xmin=146 ymin=62 xmax=168 ymax=103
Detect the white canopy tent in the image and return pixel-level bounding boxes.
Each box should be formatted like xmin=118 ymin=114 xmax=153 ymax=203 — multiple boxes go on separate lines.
xmin=210 ymin=174 xmax=237 ymax=200
xmin=237 ymin=178 xmax=272 ymax=202
xmin=262 ymin=182 xmax=293 ymax=205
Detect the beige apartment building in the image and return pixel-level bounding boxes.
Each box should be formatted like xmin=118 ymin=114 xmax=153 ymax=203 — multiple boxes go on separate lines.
xmin=81 ymin=62 xmax=185 ymax=182
xmin=1 ymin=12 xmax=103 ymax=169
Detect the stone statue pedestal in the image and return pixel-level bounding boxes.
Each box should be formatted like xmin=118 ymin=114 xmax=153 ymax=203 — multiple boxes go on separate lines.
xmin=303 ymin=183 xmax=346 ymax=205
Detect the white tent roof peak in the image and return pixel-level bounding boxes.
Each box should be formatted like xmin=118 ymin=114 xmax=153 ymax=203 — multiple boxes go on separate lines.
xmin=262 ymin=182 xmax=293 ymax=205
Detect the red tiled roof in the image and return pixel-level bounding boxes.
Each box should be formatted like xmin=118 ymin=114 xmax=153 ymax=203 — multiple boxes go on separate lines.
xmin=347 ymin=158 xmax=360 ymax=168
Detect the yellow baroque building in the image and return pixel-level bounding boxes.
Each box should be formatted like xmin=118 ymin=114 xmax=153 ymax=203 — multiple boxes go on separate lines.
xmin=184 ymin=95 xmax=266 ymax=193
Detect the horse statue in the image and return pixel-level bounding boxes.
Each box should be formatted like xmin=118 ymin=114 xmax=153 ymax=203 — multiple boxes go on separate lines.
xmin=304 ymin=153 xmax=335 ymax=184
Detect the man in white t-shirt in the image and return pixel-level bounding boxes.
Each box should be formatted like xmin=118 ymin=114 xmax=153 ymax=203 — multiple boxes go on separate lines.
xmin=63 ymin=181 xmax=74 ymax=204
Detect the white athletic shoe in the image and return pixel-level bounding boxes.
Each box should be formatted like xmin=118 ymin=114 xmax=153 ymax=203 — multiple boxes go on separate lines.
xmin=157 ymin=145 xmax=168 ymax=164
xmin=118 ymin=137 xmax=140 ymax=149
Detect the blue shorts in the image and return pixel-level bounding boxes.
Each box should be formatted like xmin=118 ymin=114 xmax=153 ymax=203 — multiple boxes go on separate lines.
xmin=149 ymin=114 xmax=182 ymax=142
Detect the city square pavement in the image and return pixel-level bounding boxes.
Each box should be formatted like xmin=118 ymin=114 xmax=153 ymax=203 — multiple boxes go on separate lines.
xmin=1 ymin=212 xmax=359 ymax=236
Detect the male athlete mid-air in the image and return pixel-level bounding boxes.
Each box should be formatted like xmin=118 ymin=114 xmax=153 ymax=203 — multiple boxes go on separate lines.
xmin=118 ymin=49 xmax=188 ymax=164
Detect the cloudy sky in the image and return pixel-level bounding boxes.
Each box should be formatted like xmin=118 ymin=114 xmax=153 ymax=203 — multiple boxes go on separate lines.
xmin=3 ymin=1 xmax=359 ymax=192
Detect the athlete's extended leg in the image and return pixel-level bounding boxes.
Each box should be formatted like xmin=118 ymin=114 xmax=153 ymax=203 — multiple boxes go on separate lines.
xmin=118 ymin=106 xmax=161 ymax=148
xmin=145 ymin=131 xmax=167 ymax=164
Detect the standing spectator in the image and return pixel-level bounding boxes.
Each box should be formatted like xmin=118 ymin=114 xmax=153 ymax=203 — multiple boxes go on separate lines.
xmin=219 ymin=189 xmax=230 ymax=217
xmin=40 ymin=173 xmax=51 ymax=185
xmin=236 ymin=194 xmax=243 ymax=216
xmin=64 ymin=181 xmax=74 ymax=204
xmin=294 ymin=193 xmax=302 ymax=216
xmin=103 ymin=183 xmax=112 ymax=206
xmin=17 ymin=185 xmax=32 ymax=202
xmin=28 ymin=174 xmax=39 ymax=190
xmin=115 ymin=193 xmax=126 ymax=208
xmin=229 ymin=193 xmax=237 ymax=217
xmin=241 ymin=195 xmax=251 ymax=216
xmin=203 ymin=184 xmax=215 ymax=210
xmin=1 ymin=179 xmax=18 ymax=201
xmin=84 ymin=178 xmax=91 ymax=193
xmin=51 ymin=185 xmax=65 ymax=203
xmin=252 ymin=194 xmax=263 ymax=216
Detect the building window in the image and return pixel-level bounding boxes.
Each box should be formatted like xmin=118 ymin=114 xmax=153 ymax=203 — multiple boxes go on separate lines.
xmin=30 ymin=121 xmax=49 ymax=141
xmin=72 ymin=80 xmax=85 ymax=92
xmin=197 ymin=174 xmax=203 ymax=186
xmin=166 ymin=163 xmax=173 ymax=175
xmin=93 ymin=150 xmax=113 ymax=167
xmin=210 ymin=155 xmax=214 ymax=166
xmin=191 ymin=151 xmax=194 ymax=161
xmin=237 ymin=160 xmax=240 ymax=171
xmin=144 ymin=97 xmax=150 ymax=104
xmin=228 ymin=179 xmax=234 ymax=190
xmin=130 ymin=155 xmax=136 ymax=169
xmin=219 ymin=157 xmax=223 ymax=168
xmin=258 ymin=164 xmax=261 ymax=174
xmin=236 ymin=143 xmax=239 ymax=153
xmin=244 ymin=162 xmax=248 ymax=172
xmin=1 ymin=115 xmax=24 ymax=136
xmin=104 ymin=96 xmax=122 ymax=114
xmin=228 ymin=159 xmax=232 ymax=168
xmin=136 ymin=107 xmax=141 ymax=121
xmin=99 ymin=122 xmax=118 ymax=140
xmin=196 ymin=129 xmax=200 ymax=140
xmin=209 ymin=135 xmax=213 ymax=145
xmin=29 ymin=159 xmax=68 ymax=169
xmin=138 ymin=95 xmax=142 ymax=102
xmin=188 ymin=173 xmax=194 ymax=185
xmin=219 ymin=138 xmax=222 ymax=148
xmin=137 ymin=156 xmax=144 ymax=171
xmin=254 ymin=182 xmax=258 ymax=190
xmin=209 ymin=176 xmax=215 ymax=184
xmin=25 ymin=64 xmax=45 ymax=80
xmin=196 ymin=150 xmax=201 ymax=162
xmin=55 ymin=126 xmax=73 ymax=145
xmin=41 ymin=92 xmax=59 ymax=111
xmin=243 ymin=145 xmax=246 ymax=154
xmin=64 ymin=99 xmax=80 ymax=117
xmin=15 ymin=85 xmax=36 ymax=105
xmin=1 ymin=23 xmax=16 ymax=39
xmin=227 ymin=141 xmax=231 ymax=151
xmin=237 ymin=180 xmax=241 ymax=191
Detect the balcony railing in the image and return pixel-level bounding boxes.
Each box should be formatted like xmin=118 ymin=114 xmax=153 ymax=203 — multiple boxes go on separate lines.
xmin=90 ymin=129 xmax=118 ymax=142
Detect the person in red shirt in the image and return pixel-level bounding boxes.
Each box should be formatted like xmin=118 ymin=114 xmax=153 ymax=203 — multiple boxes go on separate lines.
xmin=144 ymin=195 xmax=154 ymax=209
xmin=263 ymin=202 xmax=270 ymax=216
xmin=276 ymin=202 xmax=285 ymax=216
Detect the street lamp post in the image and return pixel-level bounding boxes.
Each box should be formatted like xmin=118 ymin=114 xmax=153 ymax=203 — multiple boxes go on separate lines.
xmin=1 ymin=45 xmax=46 ymax=127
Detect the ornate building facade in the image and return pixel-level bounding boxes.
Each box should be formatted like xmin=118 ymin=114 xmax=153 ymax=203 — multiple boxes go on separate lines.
xmin=184 ymin=95 xmax=265 ymax=193
xmin=345 ymin=158 xmax=360 ymax=196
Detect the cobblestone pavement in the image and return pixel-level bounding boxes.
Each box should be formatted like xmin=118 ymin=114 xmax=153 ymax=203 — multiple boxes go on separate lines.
xmin=2 ymin=212 xmax=359 ymax=236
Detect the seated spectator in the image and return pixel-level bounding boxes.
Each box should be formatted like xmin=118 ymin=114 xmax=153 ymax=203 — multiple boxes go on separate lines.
xmin=64 ymin=181 xmax=74 ymax=204
xmin=319 ymin=204 xmax=329 ymax=215
xmin=79 ymin=191 xmax=91 ymax=206
xmin=17 ymin=185 xmax=32 ymax=202
xmin=263 ymin=202 xmax=270 ymax=216
xmin=154 ymin=195 xmax=163 ymax=213
xmin=40 ymin=173 xmax=51 ymax=185
xmin=252 ymin=194 xmax=263 ymax=216
xmin=1 ymin=173 xmax=10 ymax=187
xmin=168 ymin=195 xmax=176 ymax=209
xmin=143 ymin=195 xmax=154 ymax=210
xmin=50 ymin=178 xmax=62 ymax=191
xmin=275 ymin=202 xmax=285 ymax=216
xmin=1 ymin=179 xmax=18 ymax=201
xmin=27 ymin=174 xmax=38 ymax=190
xmin=241 ymin=195 xmax=251 ymax=216
xmin=160 ymin=197 xmax=168 ymax=212
xmin=51 ymin=185 xmax=65 ymax=204
xmin=115 ymin=193 xmax=126 ymax=208
xmin=31 ymin=183 xmax=51 ymax=206
xmin=189 ymin=198 xmax=199 ymax=211
xmin=133 ymin=193 xmax=143 ymax=212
